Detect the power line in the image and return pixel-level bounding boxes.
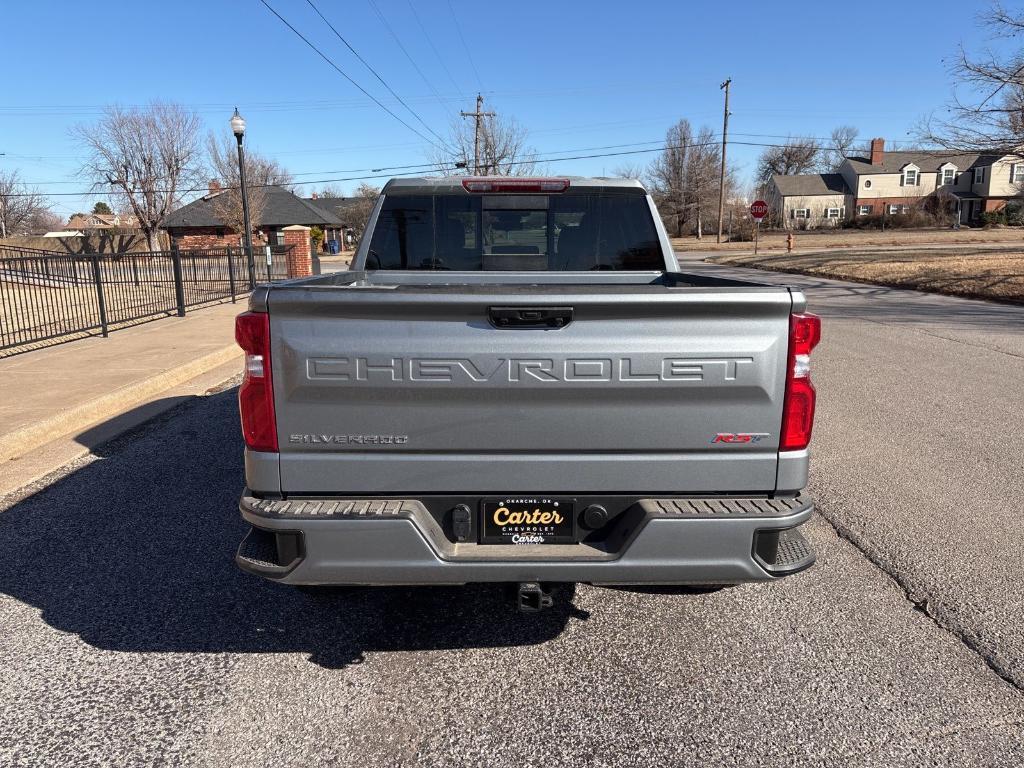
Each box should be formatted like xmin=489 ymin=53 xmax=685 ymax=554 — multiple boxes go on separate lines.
xmin=11 ymin=138 xmax=675 ymax=187
xmin=257 ymin=0 xmax=452 ymax=154
xmin=447 ymin=0 xmax=483 ymax=92
xmin=405 ymin=0 xmax=465 ymax=99
xmin=4 ymin=141 xmax=728 ymax=197
xmin=366 ymin=0 xmax=458 ymax=121
xmin=6 ymin=138 xmax=1004 ymax=198
xmin=303 ymin=0 xmax=453 ymax=152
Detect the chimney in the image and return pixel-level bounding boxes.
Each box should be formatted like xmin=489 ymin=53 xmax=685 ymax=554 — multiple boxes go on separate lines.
xmin=870 ymin=137 xmax=885 ymax=166
xmin=208 ymin=179 xmax=221 ymax=195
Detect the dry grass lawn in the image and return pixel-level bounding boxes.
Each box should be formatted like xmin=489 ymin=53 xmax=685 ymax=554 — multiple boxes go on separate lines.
xmin=710 ymin=247 xmax=1024 ymax=304
xmin=671 ymin=226 xmax=1024 ymax=253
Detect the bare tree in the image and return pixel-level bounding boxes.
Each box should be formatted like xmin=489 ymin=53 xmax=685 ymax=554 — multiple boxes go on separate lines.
xmin=346 ymin=183 xmax=381 ymax=244
xmin=821 ymin=125 xmax=862 ymax=172
xmin=685 ymin=125 xmax=729 ymax=238
xmin=206 ymin=132 xmax=293 ymax=238
xmin=919 ymin=3 xmax=1024 ymax=151
xmin=756 ymin=138 xmax=820 ymax=188
xmin=432 ymin=110 xmax=538 ymax=176
xmin=648 ymin=120 xmax=693 ymax=237
xmin=0 ymin=170 xmax=55 ymax=238
xmin=74 ymin=102 xmax=203 ymax=250
xmin=313 ymin=184 xmax=346 ymax=199
xmin=610 ymin=163 xmax=647 ymax=181
xmin=26 ymin=208 xmax=64 ymax=235
xmin=647 ymin=120 xmax=731 ymax=237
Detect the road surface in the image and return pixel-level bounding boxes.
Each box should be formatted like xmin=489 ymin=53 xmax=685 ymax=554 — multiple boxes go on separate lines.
xmin=1 ymin=256 xmax=1022 ymax=767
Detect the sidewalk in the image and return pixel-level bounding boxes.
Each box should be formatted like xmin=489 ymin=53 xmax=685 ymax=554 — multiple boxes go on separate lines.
xmin=0 ymin=301 xmax=243 ymax=493
xmin=317 ymin=253 xmax=352 ymax=273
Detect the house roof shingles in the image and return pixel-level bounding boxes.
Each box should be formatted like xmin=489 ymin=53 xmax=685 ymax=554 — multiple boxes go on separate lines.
xmin=844 ymin=150 xmax=998 ymax=174
xmin=771 ymin=173 xmax=850 ymax=197
xmin=161 ymin=185 xmax=344 ymax=229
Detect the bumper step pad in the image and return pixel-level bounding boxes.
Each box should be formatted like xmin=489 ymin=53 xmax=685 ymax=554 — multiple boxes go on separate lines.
xmin=243 ymin=494 xmax=813 ymax=520
xmin=236 ymin=526 xmax=303 ymax=577
xmin=639 ymin=494 xmax=810 ymax=518
xmin=755 ymin=526 xmax=816 ymax=576
xmin=245 ymin=498 xmax=413 ymax=519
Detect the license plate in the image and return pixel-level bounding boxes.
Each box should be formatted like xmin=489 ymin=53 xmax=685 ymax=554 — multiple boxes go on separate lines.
xmin=480 ymin=497 xmax=576 ymax=544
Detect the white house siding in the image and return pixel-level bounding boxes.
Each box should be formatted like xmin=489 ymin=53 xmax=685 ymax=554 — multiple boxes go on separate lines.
xmin=780 ymin=193 xmax=851 ymax=229
xmin=854 ymin=171 xmax=937 ymax=199
xmin=982 ymin=157 xmax=1024 ymax=197
xmin=838 ymin=163 xmax=859 ymax=197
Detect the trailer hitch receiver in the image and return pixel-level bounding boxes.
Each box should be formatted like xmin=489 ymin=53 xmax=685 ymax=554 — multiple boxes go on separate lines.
xmin=517 ymin=582 xmax=554 ymax=612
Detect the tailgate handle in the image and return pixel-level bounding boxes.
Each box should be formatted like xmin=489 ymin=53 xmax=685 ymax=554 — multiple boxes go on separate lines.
xmin=488 ymin=306 xmax=573 ymax=329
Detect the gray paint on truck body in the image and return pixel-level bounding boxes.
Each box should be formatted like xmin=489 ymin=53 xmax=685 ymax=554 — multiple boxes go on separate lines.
xmin=269 ymin=286 xmax=793 ymax=494
xmin=240 ymin=178 xmax=814 ymax=584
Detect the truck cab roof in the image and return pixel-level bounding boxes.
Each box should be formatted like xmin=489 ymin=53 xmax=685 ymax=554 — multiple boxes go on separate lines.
xmin=381 ymin=176 xmax=648 ymax=195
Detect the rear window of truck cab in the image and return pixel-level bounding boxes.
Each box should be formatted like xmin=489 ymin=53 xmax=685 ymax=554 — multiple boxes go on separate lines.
xmin=365 ymin=191 xmax=664 ymax=271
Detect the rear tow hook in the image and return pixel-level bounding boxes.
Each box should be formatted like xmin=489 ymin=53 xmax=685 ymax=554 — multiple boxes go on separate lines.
xmin=517 ymin=582 xmax=554 ymax=613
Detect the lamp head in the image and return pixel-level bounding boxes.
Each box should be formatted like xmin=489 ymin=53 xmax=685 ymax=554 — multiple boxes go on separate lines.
xmin=230 ymin=108 xmax=245 ymax=138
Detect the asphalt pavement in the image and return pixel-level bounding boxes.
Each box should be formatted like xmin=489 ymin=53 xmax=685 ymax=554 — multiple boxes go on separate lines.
xmin=1 ymin=257 xmax=1023 ymax=767
xmin=679 ymin=250 xmax=1024 ymax=691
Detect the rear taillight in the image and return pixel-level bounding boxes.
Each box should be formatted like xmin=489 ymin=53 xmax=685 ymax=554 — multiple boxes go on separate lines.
xmin=235 ymin=311 xmax=278 ymax=452
xmin=780 ymin=312 xmax=821 ymax=451
xmin=461 ymin=177 xmax=570 ymax=193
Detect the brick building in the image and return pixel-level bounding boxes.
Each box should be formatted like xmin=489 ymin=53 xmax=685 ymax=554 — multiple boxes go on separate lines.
xmin=160 ymin=184 xmax=345 ymax=249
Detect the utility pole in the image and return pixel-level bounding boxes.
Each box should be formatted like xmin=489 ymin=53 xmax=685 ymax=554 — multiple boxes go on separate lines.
xmin=460 ymin=93 xmax=495 ymax=175
xmin=717 ymin=78 xmax=731 ymax=244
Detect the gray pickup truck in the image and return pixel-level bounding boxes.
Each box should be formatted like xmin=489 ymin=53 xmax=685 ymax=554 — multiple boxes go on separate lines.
xmin=233 ymin=176 xmax=821 ymax=610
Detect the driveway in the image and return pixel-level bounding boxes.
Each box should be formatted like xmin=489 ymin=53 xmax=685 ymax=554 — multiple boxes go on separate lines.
xmin=0 ymin=256 xmax=1022 ymax=767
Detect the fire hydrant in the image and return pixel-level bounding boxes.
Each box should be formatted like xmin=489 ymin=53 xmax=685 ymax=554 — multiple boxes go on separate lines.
xmin=786 ymin=232 xmax=795 ymax=253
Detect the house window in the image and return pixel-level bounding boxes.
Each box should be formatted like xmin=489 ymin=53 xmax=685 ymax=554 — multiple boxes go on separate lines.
xmin=275 ymin=230 xmax=286 ymax=246
xmin=792 ymin=208 xmax=809 ymax=219
xmin=825 ymin=207 xmax=842 ymax=218
xmin=887 ymin=204 xmax=909 ymax=215
xmin=864 ymin=179 xmax=872 ymax=189
xmin=1011 ymin=164 xmax=1024 ymax=184
xmin=940 ymin=167 xmax=956 ymax=185
xmin=215 ymin=228 xmax=225 ymax=238
xmin=902 ymin=168 xmax=918 ymax=186
xmin=858 ymin=205 xmax=872 ymax=215
xmin=974 ymin=167 xmax=986 ymax=184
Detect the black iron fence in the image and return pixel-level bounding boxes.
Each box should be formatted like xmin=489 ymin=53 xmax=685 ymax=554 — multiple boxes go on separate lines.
xmin=0 ymin=244 xmax=292 ymax=353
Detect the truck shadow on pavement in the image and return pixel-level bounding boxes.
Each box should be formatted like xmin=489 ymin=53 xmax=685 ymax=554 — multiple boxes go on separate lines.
xmin=0 ymin=389 xmax=587 ymax=669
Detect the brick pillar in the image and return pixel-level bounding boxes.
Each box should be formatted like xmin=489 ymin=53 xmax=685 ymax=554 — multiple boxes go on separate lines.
xmin=282 ymin=225 xmax=312 ymax=278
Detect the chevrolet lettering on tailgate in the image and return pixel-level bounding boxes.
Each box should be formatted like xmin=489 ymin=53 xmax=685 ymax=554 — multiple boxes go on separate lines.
xmin=307 ymin=356 xmax=756 ymax=384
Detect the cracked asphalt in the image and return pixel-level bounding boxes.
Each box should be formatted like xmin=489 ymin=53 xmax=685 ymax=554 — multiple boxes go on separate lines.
xmin=1 ymin=257 xmax=1023 ymax=766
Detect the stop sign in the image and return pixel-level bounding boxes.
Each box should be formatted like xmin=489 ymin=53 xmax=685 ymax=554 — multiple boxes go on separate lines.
xmin=750 ymin=200 xmax=769 ymax=220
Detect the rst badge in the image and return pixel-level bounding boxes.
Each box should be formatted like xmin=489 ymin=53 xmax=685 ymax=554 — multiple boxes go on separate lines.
xmin=710 ymin=432 xmax=771 ymax=444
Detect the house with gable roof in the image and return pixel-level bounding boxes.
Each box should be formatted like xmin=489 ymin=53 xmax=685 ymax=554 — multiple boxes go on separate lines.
xmin=768 ymin=137 xmax=1023 ymax=228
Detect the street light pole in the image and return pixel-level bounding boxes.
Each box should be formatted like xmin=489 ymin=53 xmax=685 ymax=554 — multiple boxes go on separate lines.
xmin=231 ymin=108 xmax=256 ymax=288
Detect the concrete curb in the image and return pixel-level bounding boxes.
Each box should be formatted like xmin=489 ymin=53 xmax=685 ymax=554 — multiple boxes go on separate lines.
xmin=0 ymin=345 xmax=242 ymax=463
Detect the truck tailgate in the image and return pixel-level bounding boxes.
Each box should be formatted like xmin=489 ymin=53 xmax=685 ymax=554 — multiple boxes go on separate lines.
xmin=269 ymin=285 xmax=792 ymax=494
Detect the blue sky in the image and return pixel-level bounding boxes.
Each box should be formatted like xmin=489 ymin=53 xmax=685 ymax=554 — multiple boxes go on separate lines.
xmin=0 ymin=0 xmax=1007 ymax=218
